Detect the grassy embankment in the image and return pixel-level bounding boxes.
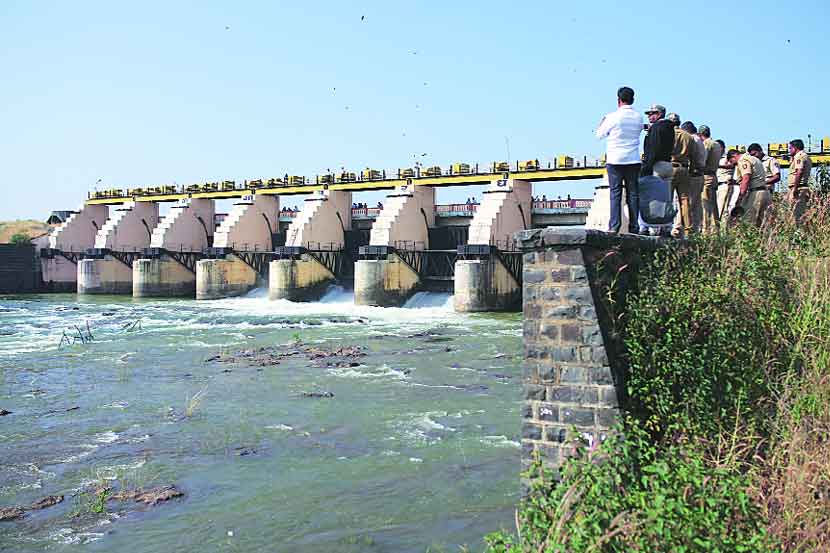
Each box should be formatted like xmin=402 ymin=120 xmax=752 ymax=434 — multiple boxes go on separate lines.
xmin=0 ymin=220 xmax=50 ymax=243
xmin=486 ymin=194 xmax=830 ymax=552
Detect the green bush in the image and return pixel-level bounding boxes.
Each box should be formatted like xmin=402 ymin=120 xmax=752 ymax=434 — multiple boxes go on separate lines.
xmin=485 ymin=422 xmax=770 ymax=552
xmin=9 ymin=232 xmax=31 ymax=244
xmin=621 ymin=226 xmax=793 ymax=442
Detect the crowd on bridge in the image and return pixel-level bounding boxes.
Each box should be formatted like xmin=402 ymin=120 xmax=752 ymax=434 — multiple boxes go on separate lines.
xmin=596 ymin=87 xmax=815 ymax=237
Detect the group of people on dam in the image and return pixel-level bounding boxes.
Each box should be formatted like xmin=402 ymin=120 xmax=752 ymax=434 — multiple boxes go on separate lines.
xmin=596 ymin=86 xmax=815 ymax=237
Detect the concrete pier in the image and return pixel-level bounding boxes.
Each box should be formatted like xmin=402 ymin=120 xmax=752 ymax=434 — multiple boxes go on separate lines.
xmin=454 ymin=247 xmax=522 ymax=312
xmin=454 ymin=179 xmax=530 ymax=312
xmin=196 ymin=195 xmax=279 ymax=300
xmin=269 ymin=191 xmax=351 ymax=301
xmin=133 ymin=199 xmax=215 ymax=298
xmin=42 ymin=204 xmax=109 ymax=292
xmin=354 ymin=185 xmax=435 ymax=306
xmin=78 ymin=201 xmax=159 ymax=294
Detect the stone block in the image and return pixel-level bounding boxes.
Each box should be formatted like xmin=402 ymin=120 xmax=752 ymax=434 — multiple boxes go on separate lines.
xmin=561 ymin=407 xmax=595 ymax=426
xmin=577 ymin=305 xmax=597 ymax=320
xmin=550 ymin=268 xmax=571 ymax=282
xmin=540 ymin=324 xmax=559 ymax=341
xmin=524 ymin=269 xmax=547 ymax=284
xmin=589 ymin=366 xmax=614 ymax=385
xmin=560 ymin=324 xmax=581 ymax=343
xmin=537 ymin=402 xmax=558 ymax=422
xmin=599 ymin=387 xmax=618 ymax=407
xmin=523 ymin=384 xmax=546 ymax=401
xmin=582 ymin=325 xmax=604 ymax=346
xmin=570 ymin=266 xmax=588 ymax=282
xmin=537 ymin=363 xmax=556 ymax=382
xmin=556 ymin=249 xmax=584 ymax=266
xmin=547 ymin=385 xmax=599 ymax=404
xmin=596 ymin=408 xmax=619 ymax=428
xmin=522 ymin=422 xmax=543 ymax=441
xmin=544 ymin=425 xmax=568 ymax=444
xmin=538 ymin=444 xmax=560 ymax=465
xmin=521 ymin=403 xmax=533 ymax=419
xmin=559 ymin=366 xmax=588 ymax=384
xmin=551 ymin=347 xmax=578 ymax=363
xmin=563 ymin=286 xmax=593 ymax=303
xmin=544 ymin=305 xmax=576 ymax=319
xmin=541 ymin=287 xmax=561 ymax=302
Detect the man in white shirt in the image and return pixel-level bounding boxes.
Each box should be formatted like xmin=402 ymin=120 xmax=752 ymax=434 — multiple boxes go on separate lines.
xmin=596 ymin=86 xmax=644 ymax=234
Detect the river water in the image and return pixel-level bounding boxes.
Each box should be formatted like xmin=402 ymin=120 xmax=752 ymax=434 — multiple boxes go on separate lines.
xmin=0 ymin=289 xmax=521 ymax=552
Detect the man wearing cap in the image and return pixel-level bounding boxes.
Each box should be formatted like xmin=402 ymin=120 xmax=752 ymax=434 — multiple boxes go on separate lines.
xmin=595 ymin=86 xmax=644 ymax=234
xmin=787 ymin=139 xmax=813 ymax=223
xmin=681 ymin=121 xmax=706 ymax=233
xmin=731 ymin=147 xmax=770 ymax=226
xmin=667 ymin=113 xmax=695 ymax=237
xmin=698 ymin=125 xmax=722 ymax=233
xmin=640 ymin=104 xmax=675 ymax=235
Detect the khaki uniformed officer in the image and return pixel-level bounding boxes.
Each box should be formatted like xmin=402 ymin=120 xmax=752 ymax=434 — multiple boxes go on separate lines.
xmin=667 ymin=113 xmax=695 ymax=237
xmin=787 ymin=139 xmax=813 ymax=223
xmin=698 ymin=125 xmax=722 ymax=233
xmin=730 ymin=149 xmax=770 ymax=227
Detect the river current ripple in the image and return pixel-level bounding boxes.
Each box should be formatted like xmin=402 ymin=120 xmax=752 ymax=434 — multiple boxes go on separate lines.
xmin=0 ymin=288 xmax=522 ymax=552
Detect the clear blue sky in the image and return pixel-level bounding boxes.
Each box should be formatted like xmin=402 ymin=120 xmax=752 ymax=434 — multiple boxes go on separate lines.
xmin=2 ymin=0 xmax=828 ymax=220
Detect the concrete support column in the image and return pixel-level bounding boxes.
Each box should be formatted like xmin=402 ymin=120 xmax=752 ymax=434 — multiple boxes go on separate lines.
xmin=454 ymin=250 xmax=521 ymax=312
xmin=197 ymin=254 xmax=259 ymax=300
xmin=78 ymin=202 xmax=159 ymax=295
xmin=268 ymin=191 xmax=351 ymax=302
xmin=354 ymin=185 xmax=434 ymax=306
xmin=133 ymin=199 xmax=215 ymax=298
xmin=133 ymin=257 xmax=198 ymax=298
xmin=268 ymin=254 xmax=334 ymax=302
xmin=42 ymin=204 xmax=109 ymax=292
xmin=196 ymin=195 xmax=278 ymax=300
xmin=454 ymin=179 xmax=530 ymax=312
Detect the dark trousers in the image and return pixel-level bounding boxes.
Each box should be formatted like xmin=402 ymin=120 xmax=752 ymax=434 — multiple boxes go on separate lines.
xmin=607 ymin=163 xmax=641 ymax=233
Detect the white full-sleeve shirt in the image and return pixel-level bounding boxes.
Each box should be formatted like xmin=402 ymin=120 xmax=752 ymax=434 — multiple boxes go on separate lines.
xmin=595 ymin=105 xmax=644 ymax=165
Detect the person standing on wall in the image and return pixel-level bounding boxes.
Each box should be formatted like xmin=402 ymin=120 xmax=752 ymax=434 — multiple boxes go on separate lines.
xmin=595 ymin=86 xmax=644 ymax=234
xmin=787 ymin=139 xmax=813 ymax=223
xmin=698 ymin=125 xmax=723 ymax=233
xmin=639 ymin=104 xmax=675 ymax=235
xmin=667 ymin=113 xmax=695 ymax=238
xmin=681 ymin=121 xmax=706 ymax=233
xmin=731 ymin=147 xmax=771 ymax=227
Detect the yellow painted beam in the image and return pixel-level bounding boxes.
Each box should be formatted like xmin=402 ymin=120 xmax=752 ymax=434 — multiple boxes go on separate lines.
xmin=83 ymin=154 xmax=830 ymax=207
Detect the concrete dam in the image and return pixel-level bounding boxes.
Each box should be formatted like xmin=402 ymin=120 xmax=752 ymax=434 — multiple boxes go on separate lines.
xmin=42 ymin=181 xmax=591 ymax=312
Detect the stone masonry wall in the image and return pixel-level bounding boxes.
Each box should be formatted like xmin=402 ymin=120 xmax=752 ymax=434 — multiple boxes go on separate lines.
xmin=517 ymin=228 xmax=663 ymax=475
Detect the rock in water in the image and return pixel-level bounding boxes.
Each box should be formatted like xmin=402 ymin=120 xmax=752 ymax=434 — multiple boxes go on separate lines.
xmin=301 ymin=391 xmax=335 ymax=399
xmin=133 ymin=485 xmax=184 ymax=506
xmin=0 ymin=409 xmax=10 ymax=416
xmin=0 ymin=506 xmax=24 ymax=521
xmin=28 ymin=495 xmax=64 ymax=510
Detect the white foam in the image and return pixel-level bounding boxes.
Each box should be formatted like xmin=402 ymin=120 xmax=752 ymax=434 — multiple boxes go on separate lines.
xmin=265 ymin=424 xmax=293 ymax=431
xmin=326 ymin=363 xmax=409 ymax=380
xmin=94 ymin=431 xmax=119 ymax=444
xmin=480 ymin=435 xmax=521 ymax=448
